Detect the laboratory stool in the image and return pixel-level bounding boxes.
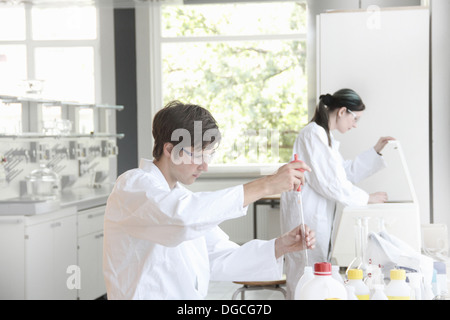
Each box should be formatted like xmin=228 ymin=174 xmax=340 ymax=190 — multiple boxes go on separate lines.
xmin=231 ymin=277 xmax=287 ymax=300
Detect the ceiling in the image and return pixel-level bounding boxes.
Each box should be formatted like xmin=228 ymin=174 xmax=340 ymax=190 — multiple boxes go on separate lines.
xmin=0 ymin=0 xmax=167 ymax=8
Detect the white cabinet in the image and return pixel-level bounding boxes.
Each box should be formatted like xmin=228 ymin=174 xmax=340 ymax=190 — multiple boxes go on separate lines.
xmin=25 ymin=210 xmax=77 ymax=300
xmin=0 ymin=217 xmax=25 ymax=300
xmin=77 ymin=205 xmax=106 ymax=300
xmin=0 ymin=204 xmax=108 ymax=300
xmin=0 ymin=206 xmax=77 ymax=300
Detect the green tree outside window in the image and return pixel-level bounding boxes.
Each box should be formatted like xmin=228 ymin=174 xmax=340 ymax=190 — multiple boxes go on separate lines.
xmin=161 ymin=2 xmax=308 ymax=164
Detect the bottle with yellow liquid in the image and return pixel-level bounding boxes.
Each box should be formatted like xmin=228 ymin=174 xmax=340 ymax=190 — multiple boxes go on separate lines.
xmin=346 ymin=269 xmax=370 ymax=300
xmin=385 ymin=269 xmax=411 ymax=300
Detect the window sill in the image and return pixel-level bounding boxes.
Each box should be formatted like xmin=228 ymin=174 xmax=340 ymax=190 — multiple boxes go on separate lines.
xmin=198 ymin=163 xmax=284 ymax=179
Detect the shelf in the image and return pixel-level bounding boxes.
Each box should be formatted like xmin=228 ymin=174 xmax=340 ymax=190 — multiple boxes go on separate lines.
xmin=0 ymin=95 xmax=124 ymax=111
xmin=0 ymin=133 xmax=125 ymax=140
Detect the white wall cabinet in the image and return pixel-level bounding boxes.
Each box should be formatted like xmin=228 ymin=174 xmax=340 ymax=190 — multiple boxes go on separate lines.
xmin=77 ymin=205 xmax=106 ymax=300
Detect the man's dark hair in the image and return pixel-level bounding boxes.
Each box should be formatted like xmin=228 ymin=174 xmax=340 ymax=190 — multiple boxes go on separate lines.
xmin=152 ymin=100 xmax=221 ymax=161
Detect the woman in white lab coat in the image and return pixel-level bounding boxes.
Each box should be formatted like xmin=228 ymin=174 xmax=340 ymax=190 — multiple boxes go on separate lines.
xmin=103 ymin=100 xmax=315 ymax=300
xmin=280 ymin=89 xmax=393 ymax=299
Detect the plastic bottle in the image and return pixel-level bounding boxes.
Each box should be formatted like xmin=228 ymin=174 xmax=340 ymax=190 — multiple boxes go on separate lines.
xmin=431 ymin=269 xmax=439 ymax=297
xmin=346 ymin=269 xmax=370 ymax=300
xmin=434 ymin=262 xmax=448 ymax=297
xmin=423 ymin=274 xmax=435 ymax=300
xmin=370 ymin=284 xmax=388 ymax=300
xmin=332 ymin=265 xmax=345 ymax=285
xmin=385 ymin=269 xmax=411 ymax=300
xmin=294 ymin=266 xmax=314 ymax=300
xmin=407 ymin=273 xmax=422 ymax=300
xmin=346 ymin=285 xmax=358 ymax=300
xmin=298 ymin=262 xmax=348 ymax=300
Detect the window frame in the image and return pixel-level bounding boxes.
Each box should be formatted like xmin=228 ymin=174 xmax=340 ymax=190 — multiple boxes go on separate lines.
xmin=0 ymin=3 xmax=102 ymax=133
xmin=148 ymin=1 xmax=307 ymax=174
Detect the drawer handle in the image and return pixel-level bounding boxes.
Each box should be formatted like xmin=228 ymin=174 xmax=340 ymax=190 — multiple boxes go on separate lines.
xmin=0 ymin=219 xmax=23 ymax=225
xmin=95 ymin=233 xmax=104 ymax=239
xmin=87 ymin=212 xmax=104 ymax=219
xmin=50 ymin=222 xmax=62 ymax=228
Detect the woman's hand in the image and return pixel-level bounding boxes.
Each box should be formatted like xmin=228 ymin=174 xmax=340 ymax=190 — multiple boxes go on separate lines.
xmin=374 ymin=136 xmax=396 ymax=154
xmin=369 ymin=192 xmax=388 ymax=204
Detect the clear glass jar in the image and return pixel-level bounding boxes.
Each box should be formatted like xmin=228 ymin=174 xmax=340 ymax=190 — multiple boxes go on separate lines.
xmin=25 ymin=164 xmax=60 ymax=200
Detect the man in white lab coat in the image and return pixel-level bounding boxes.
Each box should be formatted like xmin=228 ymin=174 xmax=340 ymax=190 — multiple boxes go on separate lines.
xmin=103 ymin=100 xmax=315 ymax=300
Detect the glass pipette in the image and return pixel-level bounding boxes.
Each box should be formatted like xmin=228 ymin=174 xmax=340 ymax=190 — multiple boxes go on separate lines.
xmin=290 ymin=154 xmax=309 ymax=266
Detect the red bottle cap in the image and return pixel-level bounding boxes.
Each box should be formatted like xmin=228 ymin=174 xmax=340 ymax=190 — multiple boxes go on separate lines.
xmin=314 ymin=262 xmax=332 ymax=276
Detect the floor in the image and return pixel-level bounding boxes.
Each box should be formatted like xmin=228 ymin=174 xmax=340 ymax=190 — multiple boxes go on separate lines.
xmin=205 ymin=281 xmax=286 ymax=300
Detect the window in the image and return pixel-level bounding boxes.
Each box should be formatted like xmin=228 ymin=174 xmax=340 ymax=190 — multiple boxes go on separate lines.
xmin=34 ymin=47 xmax=95 ymax=102
xmin=158 ymin=1 xmax=308 ymax=164
xmin=0 ymin=102 xmax=22 ymax=134
xmin=0 ymin=3 xmax=98 ymax=134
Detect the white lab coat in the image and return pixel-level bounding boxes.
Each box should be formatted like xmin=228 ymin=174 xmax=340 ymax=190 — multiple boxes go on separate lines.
xmin=103 ymin=159 xmax=283 ymax=300
xmin=280 ymin=122 xmax=386 ymax=299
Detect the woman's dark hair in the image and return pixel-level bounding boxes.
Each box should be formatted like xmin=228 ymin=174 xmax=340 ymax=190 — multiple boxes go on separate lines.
xmin=311 ymin=88 xmax=365 ymax=147
xmin=152 ymin=100 xmax=221 ymax=161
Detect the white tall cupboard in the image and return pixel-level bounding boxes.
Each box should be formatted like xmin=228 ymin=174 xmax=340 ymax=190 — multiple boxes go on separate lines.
xmin=317 ymin=7 xmax=430 ymax=222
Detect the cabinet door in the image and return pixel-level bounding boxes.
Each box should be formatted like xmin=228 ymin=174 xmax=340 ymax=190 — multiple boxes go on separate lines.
xmin=25 ymin=220 xmax=54 ymax=299
xmin=77 ymin=205 xmax=106 ymax=300
xmin=25 ymin=214 xmax=77 ymax=300
xmin=78 ymin=205 xmax=105 ymax=237
xmin=78 ymin=231 xmax=105 ymax=300
xmin=53 ymin=214 xmax=77 ymax=300
xmin=0 ymin=218 xmax=25 ymax=299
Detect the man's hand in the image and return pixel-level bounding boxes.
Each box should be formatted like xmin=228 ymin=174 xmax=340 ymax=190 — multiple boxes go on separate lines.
xmin=243 ymin=161 xmax=311 ymax=207
xmin=274 ymin=224 xmax=316 ymax=259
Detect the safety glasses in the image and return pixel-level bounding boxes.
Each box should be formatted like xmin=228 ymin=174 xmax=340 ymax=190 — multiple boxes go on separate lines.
xmin=346 ymin=109 xmax=360 ymax=123
xmin=181 ymin=147 xmax=216 ymax=164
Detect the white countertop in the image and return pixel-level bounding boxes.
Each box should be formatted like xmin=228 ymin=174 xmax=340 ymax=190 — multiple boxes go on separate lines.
xmin=0 ymin=184 xmax=113 ymax=215
xmin=60 ymin=184 xmax=113 ymax=211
